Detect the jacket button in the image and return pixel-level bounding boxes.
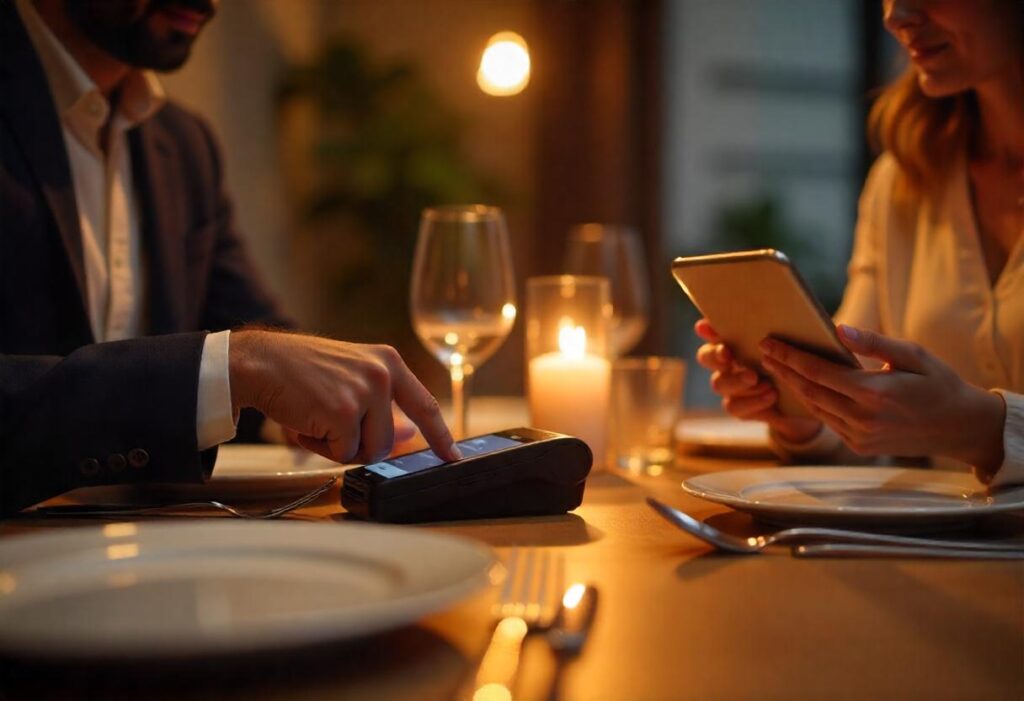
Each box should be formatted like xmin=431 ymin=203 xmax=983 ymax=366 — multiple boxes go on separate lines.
xmin=78 ymin=458 xmax=100 ymax=476
xmin=128 ymin=448 xmax=150 ymax=468
xmin=107 ymin=453 xmax=127 ymax=472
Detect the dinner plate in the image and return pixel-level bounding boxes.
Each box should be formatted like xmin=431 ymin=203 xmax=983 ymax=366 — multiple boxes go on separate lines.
xmin=675 ymin=416 xmax=772 ymax=456
xmin=156 ymin=444 xmax=352 ymax=500
xmin=682 ymin=467 xmax=1024 ymax=527
xmin=0 ymin=521 xmax=496 ymax=660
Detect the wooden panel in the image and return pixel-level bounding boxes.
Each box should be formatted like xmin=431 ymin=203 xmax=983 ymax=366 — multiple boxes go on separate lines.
xmin=532 ymin=0 xmax=666 ymax=353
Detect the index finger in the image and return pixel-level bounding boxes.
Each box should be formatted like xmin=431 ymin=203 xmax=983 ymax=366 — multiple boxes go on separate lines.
xmin=383 ymin=351 xmax=462 ymax=461
xmin=694 ymin=319 xmax=722 ymax=343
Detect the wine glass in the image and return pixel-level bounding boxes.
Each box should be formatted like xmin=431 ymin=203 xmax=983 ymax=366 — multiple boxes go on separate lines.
xmin=410 ymin=205 xmax=517 ymax=438
xmin=564 ymin=224 xmax=650 ymax=356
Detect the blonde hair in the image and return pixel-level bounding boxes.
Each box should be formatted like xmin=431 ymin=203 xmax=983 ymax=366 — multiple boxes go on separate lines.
xmin=866 ymin=67 xmax=976 ymax=195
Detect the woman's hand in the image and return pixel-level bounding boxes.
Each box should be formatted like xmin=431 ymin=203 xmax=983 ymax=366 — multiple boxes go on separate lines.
xmin=760 ymin=324 xmax=1007 ymax=475
xmin=694 ymin=319 xmax=822 ymax=443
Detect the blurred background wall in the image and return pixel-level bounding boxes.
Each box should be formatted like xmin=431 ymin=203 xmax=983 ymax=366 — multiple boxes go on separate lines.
xmin=162 ymin=0 xmax=897 ymax=407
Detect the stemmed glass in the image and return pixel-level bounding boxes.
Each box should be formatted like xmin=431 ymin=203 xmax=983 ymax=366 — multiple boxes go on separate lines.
xmin=411 ymin=205 xmax=517 ymax=438
xmin=564 ymin=224 xmax=650 ymax=356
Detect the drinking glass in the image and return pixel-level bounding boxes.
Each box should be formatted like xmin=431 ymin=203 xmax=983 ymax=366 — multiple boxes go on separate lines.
xmin=411 ymin=205 xmax=517 ymax=438
xmin=564 ymin=224 xmax=650 ymax=356
xmin=610 ymin=357 xmax=686 ymax=474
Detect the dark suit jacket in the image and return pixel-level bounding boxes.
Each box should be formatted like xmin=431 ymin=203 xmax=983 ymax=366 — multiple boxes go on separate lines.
xmin=0 ymin=0 xmax=292 ymax=514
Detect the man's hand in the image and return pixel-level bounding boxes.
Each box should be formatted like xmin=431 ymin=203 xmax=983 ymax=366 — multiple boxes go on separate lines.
xmin=272 ymin=403 xmax=418 ymax=453
xmin=229 ymin=330 xmax=461 ymax=465
xmin=760 ymin=324 xmax=1006 ymax=475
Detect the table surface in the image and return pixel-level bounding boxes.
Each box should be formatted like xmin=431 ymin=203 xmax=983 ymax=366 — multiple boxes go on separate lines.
xmin=1 ymin=403 xmax=1023 ymax=701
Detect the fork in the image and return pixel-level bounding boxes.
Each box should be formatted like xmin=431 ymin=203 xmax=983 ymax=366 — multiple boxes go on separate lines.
xmin=646 ymin=497 xmax=1024 ymax=554
xmin=464 ymin=548 xmax=562 ymax=701
xmin=795 ymin=543 xmax=1024 ymax=560
xmin=24 ymin=477 xmax=338 ymax=520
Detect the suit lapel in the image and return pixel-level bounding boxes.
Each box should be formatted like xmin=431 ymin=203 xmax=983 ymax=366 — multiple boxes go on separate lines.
xmin=0 ymin=1 xmax=90 ymax=328
xmin=131 ymin=120 xmax=188 ymax=334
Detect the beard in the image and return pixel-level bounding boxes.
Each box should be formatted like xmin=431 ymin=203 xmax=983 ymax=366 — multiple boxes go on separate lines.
xmin=63 ymin=0 xmax=216 ymax=71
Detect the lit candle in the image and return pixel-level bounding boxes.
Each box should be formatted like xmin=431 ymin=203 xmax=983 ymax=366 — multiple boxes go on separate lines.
xmin=528 ymin=323 xmax=610 ymax=470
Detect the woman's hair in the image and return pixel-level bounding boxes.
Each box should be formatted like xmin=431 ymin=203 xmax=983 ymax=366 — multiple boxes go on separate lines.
xmin=866 ymin=67 xmax=976 ymax=195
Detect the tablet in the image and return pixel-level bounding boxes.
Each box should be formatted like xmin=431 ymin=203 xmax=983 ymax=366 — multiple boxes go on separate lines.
xmin=671 ymin=249 xmax=859 ymax=418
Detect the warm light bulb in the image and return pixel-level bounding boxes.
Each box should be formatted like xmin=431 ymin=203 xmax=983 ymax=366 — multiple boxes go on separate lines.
xmin=477 ymin=32 xmax=530 ymax=96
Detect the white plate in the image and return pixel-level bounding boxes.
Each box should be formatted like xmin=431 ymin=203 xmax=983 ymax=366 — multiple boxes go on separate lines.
xmin=683 ymin=467 xmax=1024 ymax=527
xmin=156 ymin=445 xmax=352 ymax=500
xmin=0 ymin=521 xmax=496 ymax=660
xmin=675 ymin=416 xmax=771 ymax=456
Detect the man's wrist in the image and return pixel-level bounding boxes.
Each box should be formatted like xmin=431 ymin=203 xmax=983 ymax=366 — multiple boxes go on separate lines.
xmin=228 ymin=329 xmax=265 ymax=414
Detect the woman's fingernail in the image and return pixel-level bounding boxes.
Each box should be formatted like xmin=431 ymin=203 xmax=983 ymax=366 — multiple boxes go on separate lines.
xmin=450 ymin=443 xmax=463 ymax=460
xmin=759 ymin=339 xmax=775 ymax=354
xmin=840 ymin=324 xmax=859 ymax=342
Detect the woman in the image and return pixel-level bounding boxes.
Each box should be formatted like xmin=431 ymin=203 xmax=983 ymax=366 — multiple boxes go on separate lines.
xmin=695 ymin=0 xmax=1023 ymax=485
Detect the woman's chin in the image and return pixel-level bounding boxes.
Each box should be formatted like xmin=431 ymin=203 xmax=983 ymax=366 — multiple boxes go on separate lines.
xmin=916 ymin=70 xmax=970 ymax=98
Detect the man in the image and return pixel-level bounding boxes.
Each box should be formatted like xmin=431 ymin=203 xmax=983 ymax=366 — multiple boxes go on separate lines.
xmin=0 ymin=0 xmax=459 ymax=515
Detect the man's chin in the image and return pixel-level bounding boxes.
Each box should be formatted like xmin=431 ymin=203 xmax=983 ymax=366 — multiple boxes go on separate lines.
xmin=129 ymin=38 xmax=196 ymax=72
xmin=149 ymin=51 xmax=194 ymax=72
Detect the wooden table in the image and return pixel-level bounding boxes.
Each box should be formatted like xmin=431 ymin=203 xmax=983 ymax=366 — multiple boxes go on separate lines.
xmin=1 ymin=422 xmax=1023 ymax=700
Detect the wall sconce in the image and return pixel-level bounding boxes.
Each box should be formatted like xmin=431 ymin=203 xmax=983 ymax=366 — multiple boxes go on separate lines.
xmin=477 ymin=31 xmax=530 ymax=96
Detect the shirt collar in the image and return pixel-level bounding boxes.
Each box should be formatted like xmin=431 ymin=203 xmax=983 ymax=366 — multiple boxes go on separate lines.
xmin=15 ymin=0 xmax=166 ymax=151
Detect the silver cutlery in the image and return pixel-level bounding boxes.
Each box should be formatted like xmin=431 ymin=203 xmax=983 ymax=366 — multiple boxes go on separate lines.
xmin=647 ymin=497 xmax=1024 ymax=554
xmin=462 ymin=548 xmax=563 ymax=700
xmin=463 ymin=549 xmax=600 ymax=701
xmin=546 ymin=583 xmax=598 ymax=655
xmin=543 ymin=581 xmax=599 ymax=701
xmin=795 ymin=543 xmax=1024 ymax=560
xmin=24 ymin=477 xmax=338 ymax=520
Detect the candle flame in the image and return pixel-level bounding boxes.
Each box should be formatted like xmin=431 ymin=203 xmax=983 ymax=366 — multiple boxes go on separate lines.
xmin=558 ymin=322 xmax=587 ymax=358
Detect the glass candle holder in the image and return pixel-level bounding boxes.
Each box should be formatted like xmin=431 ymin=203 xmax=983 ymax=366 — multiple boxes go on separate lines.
xmin=526 ymin=276 xmax=613 ymax=471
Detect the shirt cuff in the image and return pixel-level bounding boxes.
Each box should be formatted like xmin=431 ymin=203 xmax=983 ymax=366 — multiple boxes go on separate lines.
xmin=196 ymin=330 xmax=237 ymax=451
xmin=987 ymin=390 xmax=1024 ymax=489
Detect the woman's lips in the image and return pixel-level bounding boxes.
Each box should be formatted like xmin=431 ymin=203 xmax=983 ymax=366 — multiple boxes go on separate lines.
xmin=907 ymin=41 xmax=949 ymax=62
xmin=157 ymin=6 xmax=207 ymax=36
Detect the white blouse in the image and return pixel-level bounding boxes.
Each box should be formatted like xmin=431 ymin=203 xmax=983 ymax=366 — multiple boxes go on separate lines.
xmin=775 ymin=152 xmax=1024 ymax=486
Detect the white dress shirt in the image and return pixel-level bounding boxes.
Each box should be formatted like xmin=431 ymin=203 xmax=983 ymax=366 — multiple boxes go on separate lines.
xmin=16 ymin=0 xmax=236 ymax=451
xmin=773 ymin=152 xmax=1024 ymax=486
